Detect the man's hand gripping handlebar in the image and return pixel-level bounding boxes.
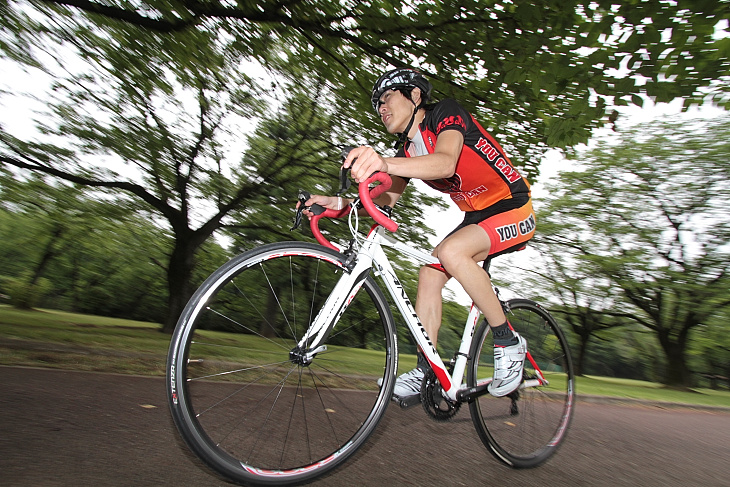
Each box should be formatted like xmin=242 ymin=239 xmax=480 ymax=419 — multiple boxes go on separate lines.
xmin=292 ymin=166 xmax=398 ymax=251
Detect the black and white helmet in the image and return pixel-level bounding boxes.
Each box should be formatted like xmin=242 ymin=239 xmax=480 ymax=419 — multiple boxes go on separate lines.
xmin=371 ymin=68 xmax=432 ymax=112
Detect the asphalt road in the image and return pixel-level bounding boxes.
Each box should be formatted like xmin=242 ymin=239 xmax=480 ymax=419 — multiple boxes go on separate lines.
xmin=2 ymin=366 xmax=729 ymax=487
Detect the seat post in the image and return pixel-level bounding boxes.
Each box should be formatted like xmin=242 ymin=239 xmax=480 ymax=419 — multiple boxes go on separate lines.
xmin=481 ymin=243 xmax=528 ymax=275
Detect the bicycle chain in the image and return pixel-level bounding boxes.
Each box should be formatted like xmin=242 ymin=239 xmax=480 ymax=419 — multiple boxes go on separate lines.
xmin=420 ymin=368 xmax=460 ymax=422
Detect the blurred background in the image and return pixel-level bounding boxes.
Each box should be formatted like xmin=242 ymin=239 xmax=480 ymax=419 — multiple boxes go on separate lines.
xmin=0 ymin=0 xmax=728 ymax=391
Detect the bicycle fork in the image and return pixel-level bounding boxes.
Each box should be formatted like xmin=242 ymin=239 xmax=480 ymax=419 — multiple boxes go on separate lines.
xmin=291 ymin=249 xmax=374 ymax=363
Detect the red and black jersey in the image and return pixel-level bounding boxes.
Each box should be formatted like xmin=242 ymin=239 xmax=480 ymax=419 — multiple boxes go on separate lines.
xmin=399 ymin=99 xmax=531 ymax=213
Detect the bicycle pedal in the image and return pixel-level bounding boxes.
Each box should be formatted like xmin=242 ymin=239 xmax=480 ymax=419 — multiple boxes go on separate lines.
xmin=393 ymin=393 xmax=421 ymax=409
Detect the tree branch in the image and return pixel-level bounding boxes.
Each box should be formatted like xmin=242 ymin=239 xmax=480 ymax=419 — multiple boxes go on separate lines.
xmin=0 ymin=152 xmax=182 ymax=224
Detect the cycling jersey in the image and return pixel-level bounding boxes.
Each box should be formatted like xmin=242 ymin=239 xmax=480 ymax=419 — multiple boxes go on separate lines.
xmin=398 ymin=99 xmax=531 ymax=213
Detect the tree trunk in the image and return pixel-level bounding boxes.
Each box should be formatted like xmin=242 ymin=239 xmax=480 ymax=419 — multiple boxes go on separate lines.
xmin=575 ymin=332 xmax=590 ymax=377
xmin=657 ymin=331 xmax=692 ymax=387
xmin=30 ymin=226 xmax=64 ymax=286
xmin=13 ymin=226 xmax=64 ymax=310
xmin=162 ymin=241 xmax=196 ymax=334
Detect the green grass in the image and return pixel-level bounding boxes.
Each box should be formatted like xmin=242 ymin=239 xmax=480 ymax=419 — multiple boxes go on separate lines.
xmin=0 ymin=306 xmax=166 ymax=350
xmin=1 ymin=305 xmax=729 ymax=409
xmin=577 ymin=375 xmax=730 ymax=408
xmin=0 ymin=305 xmax=169 ymax=375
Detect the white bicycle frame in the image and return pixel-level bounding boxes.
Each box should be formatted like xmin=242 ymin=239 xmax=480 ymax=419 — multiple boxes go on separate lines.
xmin=298 ymin=223 xmax=496 ymax=403
xmin=296 ymin=170 xmax=548 ymax=402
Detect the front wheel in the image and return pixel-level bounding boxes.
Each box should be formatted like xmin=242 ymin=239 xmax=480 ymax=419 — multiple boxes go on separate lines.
xmin=467 ymin=298 xmax=575 ymax=468
xmin=167 ymin=242 xmax=398 ymax=485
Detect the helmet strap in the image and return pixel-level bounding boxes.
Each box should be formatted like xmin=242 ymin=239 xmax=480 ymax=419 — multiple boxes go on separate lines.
xmin=393 ymin=103 xmax=419 ymax=151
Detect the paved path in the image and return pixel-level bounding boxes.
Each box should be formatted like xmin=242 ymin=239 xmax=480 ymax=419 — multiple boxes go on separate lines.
xmin=2 ymin=367 xmax=729 ymax=486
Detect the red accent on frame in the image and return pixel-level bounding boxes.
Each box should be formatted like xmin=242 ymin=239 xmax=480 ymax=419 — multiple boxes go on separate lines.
xmin=526 ymin=352 xmax=548 ymax=385
xmin=427 ymin=263 xmax=447 ymax=273
xmin=426 ymin=357 xmax=452 ymax=391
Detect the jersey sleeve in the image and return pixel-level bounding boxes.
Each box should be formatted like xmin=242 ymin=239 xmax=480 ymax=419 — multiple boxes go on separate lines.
xmin=428 ymin=99 xmax=471 ymax=137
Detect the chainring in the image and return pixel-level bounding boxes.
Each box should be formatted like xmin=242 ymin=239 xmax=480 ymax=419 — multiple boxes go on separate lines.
xmin=420 ymin=368 xmax=460 ymax=422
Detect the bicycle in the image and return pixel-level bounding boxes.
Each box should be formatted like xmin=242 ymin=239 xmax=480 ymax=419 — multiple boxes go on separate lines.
xmin=166 ymin=158 xmax=575 ymax=486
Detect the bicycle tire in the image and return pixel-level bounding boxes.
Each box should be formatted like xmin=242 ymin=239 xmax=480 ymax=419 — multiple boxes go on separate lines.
xmin=167 ymin=241 xmax=398 ymax=485
xmin=467 ymin=298 xmax=575 ymax=468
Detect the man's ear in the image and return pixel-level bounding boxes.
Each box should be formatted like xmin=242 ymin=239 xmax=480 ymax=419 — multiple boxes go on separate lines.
xmin=410 ymin=87 xmax=422 ymax=106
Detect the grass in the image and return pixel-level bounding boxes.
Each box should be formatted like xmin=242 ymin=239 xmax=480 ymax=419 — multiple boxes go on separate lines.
xmin=578 ymin=375 xmax=730 ymax=408
xmin=0 ymin=305 xmax=169 ymax=375
xmin=1 ymin=305 xmax=729 ymax=409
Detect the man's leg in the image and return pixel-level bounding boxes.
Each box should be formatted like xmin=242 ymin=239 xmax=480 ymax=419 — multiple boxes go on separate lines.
xmin=434 ymin=225 xmax=526 ymax=397
xmin=386 ymin=244 xmax=453 ymax=402
xmin=384 ymin=254 xmax=450 ymax=402
xmin=415 ymin=264 xmax=450 ymax=348
xmin=433 ymin=225 xmax=504 ymax=326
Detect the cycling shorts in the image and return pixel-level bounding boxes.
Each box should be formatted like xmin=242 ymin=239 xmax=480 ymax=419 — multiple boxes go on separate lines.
xmin=448 ymin=196 xmax=536 ymax=257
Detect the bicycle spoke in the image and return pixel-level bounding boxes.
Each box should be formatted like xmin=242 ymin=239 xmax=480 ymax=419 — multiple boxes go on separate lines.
xmin=188 ymin=359 xmax=292 ymax=382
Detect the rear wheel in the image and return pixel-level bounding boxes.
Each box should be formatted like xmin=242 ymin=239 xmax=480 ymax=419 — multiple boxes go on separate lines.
xmin=167 ymin=242 xmax=397 ymax=485
xmin=468 ymin=298 xmax=575 ymax=468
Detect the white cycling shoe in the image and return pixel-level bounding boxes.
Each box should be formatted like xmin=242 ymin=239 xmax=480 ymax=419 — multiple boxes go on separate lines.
xmin=391 ymin=367 xmax=425 ymax=398
xmin=488 ymin=332 xmax=527 ymax=397
xmin=377 ymin=367 xmax=424 ymax=399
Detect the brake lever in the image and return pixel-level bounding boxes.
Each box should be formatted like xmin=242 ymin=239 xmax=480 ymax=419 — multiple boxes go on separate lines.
xmin=291 ymin=190 xmax=310 ymax=231
xmin=291 ymin=190 xmax=325 ymax=231
xmin=337 ymin=166 xmax=351 ymax=196
xmin=292 ymin=146 xmax=358 ymax=231
xmin=337 ymin=146 xmax=355 ymax=196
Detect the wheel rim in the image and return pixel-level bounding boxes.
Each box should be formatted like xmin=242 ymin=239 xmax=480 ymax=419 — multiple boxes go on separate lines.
xmin=169 ymin=244 xmax=395 ymax=482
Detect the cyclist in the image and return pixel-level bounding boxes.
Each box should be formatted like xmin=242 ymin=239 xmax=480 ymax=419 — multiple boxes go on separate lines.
xmin=303 ymin=68 xmax=534 ymax=401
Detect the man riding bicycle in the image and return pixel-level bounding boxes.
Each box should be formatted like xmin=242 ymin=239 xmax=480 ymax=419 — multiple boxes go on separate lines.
xmin=303 ymin=68 xmax=535 ymax=402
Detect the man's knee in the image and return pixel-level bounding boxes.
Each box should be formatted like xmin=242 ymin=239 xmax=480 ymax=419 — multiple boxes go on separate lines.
xmin=436 ymin=246 xmax=470 ymax=275
xmin=437 ymin=233 xmax=491 ymax=273
xmin=418 ymin=265 xmax=448 ymax=290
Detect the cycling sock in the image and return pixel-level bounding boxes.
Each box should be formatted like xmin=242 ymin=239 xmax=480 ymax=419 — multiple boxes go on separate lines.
xmin=492 ymin=321 xmax=519 ymax=346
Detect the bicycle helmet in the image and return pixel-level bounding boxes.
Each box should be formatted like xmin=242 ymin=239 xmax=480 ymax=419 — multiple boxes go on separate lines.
xmin=371 ymin=68 xmax=432 ymax=113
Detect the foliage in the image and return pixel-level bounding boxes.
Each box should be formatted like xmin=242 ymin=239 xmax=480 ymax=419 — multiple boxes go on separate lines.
xmin=534 ymin=115 xmax=730 ymax=386
xmin=2 ymin=272 xmax=53 ymax=309
xmin=688 ymin=307 xmax=730 ymax=388
xmin=1 ymin=0 xmax=728 ymax=341
xmin=578 ymin=324 xmax=666 ymax=382
xmin=0 ymin=172 xmax=175 ymax=320
xmin=225 ymin=77 xmax=444 ymax=253
xmin=3 ymin=0 xmax=728 ymax=177
xmin=0 ymin=10 xmax=444 ymax=329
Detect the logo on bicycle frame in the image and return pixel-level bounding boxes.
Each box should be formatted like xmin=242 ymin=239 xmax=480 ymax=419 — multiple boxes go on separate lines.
xmin=393 ymin=275 xmax=437 ymax=356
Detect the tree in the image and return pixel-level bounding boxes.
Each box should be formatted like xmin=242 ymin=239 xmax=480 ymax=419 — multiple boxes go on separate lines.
xmin=0 ymin=170 xmax=176 ymax=318
xmin=3 ymin=0 xmax=728 ymax=175
xmin=536 ymin=115 xmax=730 ymax=387
xmin=2 ymin=12 xmax=280 ymax=329
xmin=513 ymin=247 xmax=634 ymax=376
xmin=0 ymin=14 xmax=445 ymax=330
xmin=0 ymin=170 xmax=132 ymax=308
xmin=2 ymin=0 xmax=728 ymax=331
xmin=1 ymin=11 xmax=360 ymax=331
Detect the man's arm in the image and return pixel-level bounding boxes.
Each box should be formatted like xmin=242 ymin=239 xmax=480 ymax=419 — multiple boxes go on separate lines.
xmin=344 ymin=130 xmax=464 ymax=182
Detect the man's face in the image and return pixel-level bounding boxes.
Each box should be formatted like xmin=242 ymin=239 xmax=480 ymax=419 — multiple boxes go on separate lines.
xmin=377 ymin=89 xmax=417 ymax=134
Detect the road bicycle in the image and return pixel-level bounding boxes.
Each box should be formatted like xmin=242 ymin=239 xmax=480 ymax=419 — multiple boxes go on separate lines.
xmin=166 ymin=161 xmax=575 ymax=486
